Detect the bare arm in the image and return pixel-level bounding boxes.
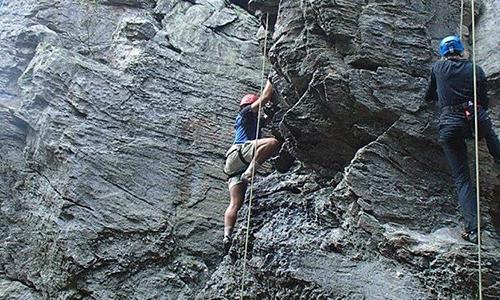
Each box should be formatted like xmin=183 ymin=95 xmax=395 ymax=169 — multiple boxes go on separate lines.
xmin=250 ymin=80 xmax=273 ymax=112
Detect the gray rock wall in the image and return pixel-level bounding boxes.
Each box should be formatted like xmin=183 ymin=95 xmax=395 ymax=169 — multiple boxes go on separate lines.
xmin=0 ymin=0 xmax=499 ymax=299
xmin=203 ymin=0 xmax=500 ymax=299
xmin=1 ymin=0 xmax=262 ymax=299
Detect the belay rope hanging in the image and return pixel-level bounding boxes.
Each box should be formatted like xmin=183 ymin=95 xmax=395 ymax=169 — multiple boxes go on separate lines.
xmin=470 ymin=0 xmax=483 ymax=299
xmin=459 ymin=0 xmax=465 ymax=40
xmin=460 ymin=0 xmax=483 ymax=299
xmin=239 ymin=13 xmax=270 ymax=300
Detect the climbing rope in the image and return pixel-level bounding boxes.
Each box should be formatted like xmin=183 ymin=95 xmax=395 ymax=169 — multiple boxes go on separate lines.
xmin=239 ymin=12 xmax=270 ymax=300
xmin=469 ymin=0 xmax=483 ymax=299
xmin=459 ymin=0 xmax=464 ymax=40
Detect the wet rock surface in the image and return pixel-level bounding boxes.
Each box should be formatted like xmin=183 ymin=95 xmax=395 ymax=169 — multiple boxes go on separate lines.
xmin=0 ymin=0 xmax=499 ymax=300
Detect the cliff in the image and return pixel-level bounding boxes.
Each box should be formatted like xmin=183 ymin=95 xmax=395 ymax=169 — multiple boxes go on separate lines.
xmin=0 ymin=0 xmax=498 ymax=299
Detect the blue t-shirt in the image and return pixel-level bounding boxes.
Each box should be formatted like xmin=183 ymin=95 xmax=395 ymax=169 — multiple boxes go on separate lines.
xmin=233 ymin=106 xmax=258 ymax=144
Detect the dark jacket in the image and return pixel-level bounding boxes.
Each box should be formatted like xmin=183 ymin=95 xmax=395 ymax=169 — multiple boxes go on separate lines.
xmin=425 ymin=58 xmax=488 ymax=109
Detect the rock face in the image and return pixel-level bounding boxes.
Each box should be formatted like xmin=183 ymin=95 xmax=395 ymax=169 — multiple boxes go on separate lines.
xmin=1 ymin=1 xmax=262 ymax=298
xmin=0 ymin=1 xmax=498 ymax=300
xmin=202 ymin=0 xmax=500 ymax=299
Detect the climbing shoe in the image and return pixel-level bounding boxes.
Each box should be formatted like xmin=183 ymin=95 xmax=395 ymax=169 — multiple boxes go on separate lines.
xmin=223 ymin=235 xmax=232 ymax=255
xmin=461 ymin=230 xmax=479 ymax=244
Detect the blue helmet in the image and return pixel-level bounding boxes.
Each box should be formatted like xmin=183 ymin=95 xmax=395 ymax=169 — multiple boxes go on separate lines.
xmin=439 ymin=36 xmax=465 ymax=57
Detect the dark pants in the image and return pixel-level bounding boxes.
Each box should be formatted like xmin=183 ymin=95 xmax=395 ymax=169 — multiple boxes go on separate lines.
xmin=439 ymin=108 xmax=500 ymax=232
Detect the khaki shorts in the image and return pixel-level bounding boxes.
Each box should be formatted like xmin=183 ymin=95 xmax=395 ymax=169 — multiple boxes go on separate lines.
xmin=224 ymin=141 xmax=255 ymax=189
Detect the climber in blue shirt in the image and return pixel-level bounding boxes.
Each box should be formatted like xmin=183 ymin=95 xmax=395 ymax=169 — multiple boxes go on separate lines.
xmin=425 ymin=36 xmax=500 ymax=243
xmin=222 ymin=76 xmax=279 ymax=254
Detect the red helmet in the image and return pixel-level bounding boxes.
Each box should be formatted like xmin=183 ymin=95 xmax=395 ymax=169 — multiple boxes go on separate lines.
xmin=240 ymin=94 xmax=258 ymax=106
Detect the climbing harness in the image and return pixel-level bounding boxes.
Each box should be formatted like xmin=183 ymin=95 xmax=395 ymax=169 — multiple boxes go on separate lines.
xmin=224 ymin=143 xmax=252 ymax=177
xmin=469 ymin=0 xmax=483 ymax=299
xmin=239 ymin=12 xmax=270 ymax=300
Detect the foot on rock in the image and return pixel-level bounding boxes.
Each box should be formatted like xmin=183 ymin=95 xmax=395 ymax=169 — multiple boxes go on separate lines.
xmin=461 ymin=230 xmax=479 ymax=244
xmin=223 ymin=235 xmax=232 ymax=255
xmin=240 ymin=171 xmax=251 ymax=184
xmin=240 ymin=161 xmax=260 ymax=184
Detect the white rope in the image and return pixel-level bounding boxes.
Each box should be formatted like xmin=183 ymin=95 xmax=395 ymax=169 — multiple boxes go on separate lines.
xmin=459 ymin=0 xmax=464 ymax=40
xmin=470 ymin=0 xmax=483 ymax=299
xmin=239 ymin=12 xmax=270 ymax=300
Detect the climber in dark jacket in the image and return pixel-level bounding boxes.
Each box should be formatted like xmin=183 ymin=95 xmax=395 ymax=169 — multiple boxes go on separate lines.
xmin=222 ymin=75 xmax=280 ymax=254
xmin=425 ymin=35 xmax=500 ymax=243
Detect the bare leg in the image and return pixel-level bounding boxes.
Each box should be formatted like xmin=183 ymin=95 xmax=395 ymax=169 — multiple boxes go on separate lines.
xmin=224 ymin=182 xmax=247 ymax=237
xmin=242 ymin=138 xmax=280 ymax=180
xmin=253 ymin=137 xmax=280 ymax=164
